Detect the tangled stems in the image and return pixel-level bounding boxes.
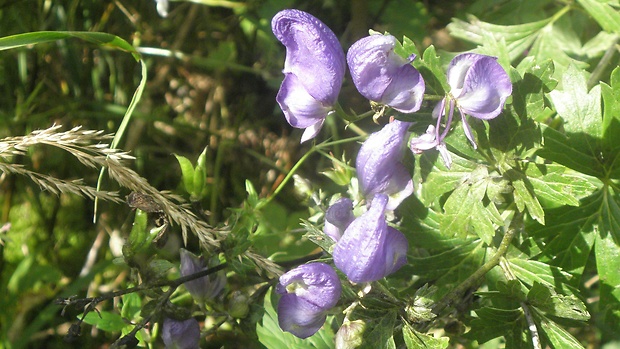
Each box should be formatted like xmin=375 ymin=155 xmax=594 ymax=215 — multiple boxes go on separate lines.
xmin=57 ymin=263 xmax=228 ymax=342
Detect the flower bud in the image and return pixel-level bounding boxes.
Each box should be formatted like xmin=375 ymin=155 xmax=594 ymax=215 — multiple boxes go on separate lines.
xmin=180 ymin=249 xmax=226 ymax=303
xmin=335 ymin=319 xmax=365 ymax=349
xmin=324 ymin=198 xmax=355 ymax=242
xmin=161 ymin=317 xmax=200 ymax=349
xmin=356 ymin=120 xmax=413 ymax=210
xmin=347 ymin=34 xmax=424 ymax=113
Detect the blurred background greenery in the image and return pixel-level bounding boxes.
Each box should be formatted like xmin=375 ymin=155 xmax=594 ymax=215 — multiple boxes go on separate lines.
xmin=0 ymin=0 xmax=575 ymax=347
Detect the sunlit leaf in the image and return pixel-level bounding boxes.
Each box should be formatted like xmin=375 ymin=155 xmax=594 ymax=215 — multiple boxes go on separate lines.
xmin=577 ymin=0 xmax=620 ymax=33
xmin=403 ymin=323 xmax=449 ymax=349
xmin=527 ymin=282 xmax=590 ymax=321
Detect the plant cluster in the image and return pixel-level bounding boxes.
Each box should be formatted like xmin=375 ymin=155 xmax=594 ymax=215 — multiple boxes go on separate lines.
xmin=1 ymin=1 xmax=620 ymax=349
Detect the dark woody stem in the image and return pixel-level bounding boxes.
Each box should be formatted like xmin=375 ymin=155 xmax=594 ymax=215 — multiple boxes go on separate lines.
xmin=430 ymin=211 xmax=522 ymax=317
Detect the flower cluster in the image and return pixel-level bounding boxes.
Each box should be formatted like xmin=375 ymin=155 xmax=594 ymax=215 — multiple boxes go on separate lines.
xmin=271 ymin=7 xmax=512 ymax=340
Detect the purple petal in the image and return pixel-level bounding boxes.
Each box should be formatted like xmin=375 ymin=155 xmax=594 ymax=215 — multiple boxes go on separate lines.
xmin=380 ymin=63 xmax=425 ymax=113
xmin=356 ymin=120 xmax=413 ymax=206
xmin=277 ymin=294 xmax=328 ymax=339
xmin=276 ymin=263 xmax=341 ymax=338
xmin=277 ymin=263 xmax=341 ymax=310
xmin=409 ymin=125 xmax=439 ymax=154
xmin=347 ymin=35 xmax=424 ymax=113
xmin=383 ymin=163 xmax=414 ymax=210
xmin=162 ymin=318 xmax=200 ymax=349
xmin=272 ymin=9 xmax=345 ymax=106
xmin=276 ymin=73 xmax=332 ymax=128
xmin=333 ymin=194 xmax=408 ymax=283
xmin=447 ymin=53 xmax=512 ymax=120
xmin=324 ymin=198 xmax=355 ymax=242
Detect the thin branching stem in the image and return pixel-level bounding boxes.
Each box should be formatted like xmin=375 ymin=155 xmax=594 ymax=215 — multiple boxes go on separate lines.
xmin=431 ymin=211 xmax=523 ymax=317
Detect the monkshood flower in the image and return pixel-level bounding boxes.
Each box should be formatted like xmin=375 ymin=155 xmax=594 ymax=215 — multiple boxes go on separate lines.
xmin=347 ymin=34 xmax=425 ymax=113
xmin=272 ymin=9 xmax=346 ymax=143
xmin=356 ymin=120 xmax=414 ymax=210
xmin=180 ymin=249 xmax=226 ymax=303
xmin=333 ymin=194 xmax=408 ymax=283
xmin=161 ymin=317 xmax=200 ymax=349
xmin=324 ymin=197 xmax=355 ymax=242
xmin=410 ymin=53 xmax=511 ymax=169
xmin=276 ymin=262 xmax=342 ymax=338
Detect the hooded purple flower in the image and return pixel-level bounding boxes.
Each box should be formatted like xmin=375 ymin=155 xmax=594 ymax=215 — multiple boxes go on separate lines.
xmin=324 ymin=197 xmax=355 ymax=242
xmin=333 ymin=194 xmax=408 ymax=283
xmin=180 ymin=249 xmax=226 ymax=303
xmin=276 ymin=262 xmax=341 ymax=338
xmin=356 ymin=120 xmax=414 ymax=209
xmin=272 ymin=9 xmax=346 ymax=143
xmin=347 ymin=34 xmax=425 ymax=113
xmin=161 ymin=317 xmax=200 ymax=349
xmin=410 ymin=53 xmax=511 ymax=168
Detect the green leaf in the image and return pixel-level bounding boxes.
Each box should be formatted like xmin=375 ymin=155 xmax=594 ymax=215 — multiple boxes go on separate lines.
xmin=416 ymin=45 xmax=449 ymax=95
xmin=400 ymin=198 xmax=475 ymax=250
xmin=414 ymin=152 xmax=479 ymax=207
xmin=549 ymin=64 xmax=602 ymax=138
xmin=504 ymin=167 xmax=545 ymax=224
xmin=507 ymin=259 xmax=573 ymax=291
xmin=440 ymin=166 xmax=504 ymax=243
xmin=402 ymin=323 xmax=449 ymax=349
xmin=126 ymin=209 xmax=149 ymax=254
xmin=120 ymin=293 xmax=142 ymax=321
xmin=448 ymin=15 xmax=550 ymax=61
xmin=527 ymin=282 xmax=590 ymax=321
xmin=601 ymin=67 xmax=620 ymax=155
xmin=577 ymin=0 xmax=620 ymax=33
xmin=174 ymin=154 xmax=195 ymax=195
xmin=596 ymin=193 xmax=620 ymax=335
xmin=82 ymin=311 xmax=127 ymax=333
xmin=360 ymin=310 xmax=397 ymax=349
xmin=528 ymin=191 xmax=600 ymax=275
xmin=407 ymin=240 xmax=486 ymax=299
xmin=466 ymin=307 xmax=524 ymax=345
xmin=538 ymin=314 xmax=585 ymax=349
xmin=0 ymin=31 xmax=140 ymax=60
xmin=525 ymin=163 xmax=599 ymax=207
xmin=256 ymin=288 xmax=333 ymax=349
xmin=512 ymin=59 xmax=557 ymax=121
xmin=537 ymin=125 xmax=605 ymax=178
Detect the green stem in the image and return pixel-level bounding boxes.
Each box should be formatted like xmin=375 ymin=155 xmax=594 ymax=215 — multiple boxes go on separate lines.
xmin=256 ymin=135 xmax=365 ymax=209
xmin=431 ymin=212 xmax=522 ymax=316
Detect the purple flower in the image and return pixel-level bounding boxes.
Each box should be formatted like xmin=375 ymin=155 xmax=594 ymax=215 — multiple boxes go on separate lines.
xmin=333 ymin=194 xmax=408 ymax=283
xmin=276 ymin=262 xmax=342 ymax=338
xmin=410 ymin=53 xmax=511 ymax=168
xmin=347 ymin=34 xmax=425 ymax=113
xmin=356 ymin=120 xmax=414 ymax=210
xmin=324 ymin=198 xmax=355 ymax=242
xmin=161 ymin=317 xmax=200 ymax=349
xmin=180 ymin=249 xmax=226 ymax=303
xmin=272 ymin=9 xmax=346 ymax=143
